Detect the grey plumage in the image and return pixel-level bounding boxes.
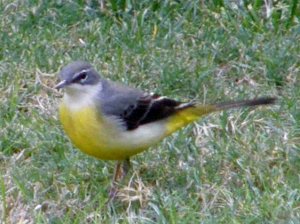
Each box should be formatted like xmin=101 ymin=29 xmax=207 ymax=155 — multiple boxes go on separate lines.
xmin=59 ymin=61 xmax=100 ymax=86
xmin=97 ymin=79 xmax=144 ymax=119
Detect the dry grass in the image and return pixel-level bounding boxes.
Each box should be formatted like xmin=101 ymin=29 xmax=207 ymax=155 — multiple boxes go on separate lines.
xmin=1 ymin=0 xmax=299 ymax=223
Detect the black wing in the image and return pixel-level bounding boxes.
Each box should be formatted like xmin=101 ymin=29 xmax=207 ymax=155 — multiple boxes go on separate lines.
xmin=98 ymin=80 xmax=194 ymax=130
xmin=121 ymin=94 xmax=193 ymax=130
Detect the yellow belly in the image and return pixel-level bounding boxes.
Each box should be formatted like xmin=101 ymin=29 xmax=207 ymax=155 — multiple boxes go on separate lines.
xmin=59 ymin=103 xmax=166 ymax=160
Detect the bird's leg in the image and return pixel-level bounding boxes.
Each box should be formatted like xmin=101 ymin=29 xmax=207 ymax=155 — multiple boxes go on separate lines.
xmin=108 ymin=161 xmax=121 ymax=199
xmin=109 ymin=158 xmax=131 ymax=199
xmin=121 ymin=158 xmax=131 ymax=180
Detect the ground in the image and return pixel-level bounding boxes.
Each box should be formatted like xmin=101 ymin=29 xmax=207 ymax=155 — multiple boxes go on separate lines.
xmin=0 ymin=1 xmax=299 ymax=223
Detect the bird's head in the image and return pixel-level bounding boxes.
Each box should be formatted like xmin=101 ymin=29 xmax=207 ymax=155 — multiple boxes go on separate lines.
xmin=55 ymin=61 xmax=101 ymax=96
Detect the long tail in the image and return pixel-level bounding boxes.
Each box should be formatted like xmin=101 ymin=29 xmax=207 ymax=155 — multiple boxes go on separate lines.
xmin=165 ymin=97 xmax=276 ymax=135
xmin=214 ymin=97 xmax=276 ymax=111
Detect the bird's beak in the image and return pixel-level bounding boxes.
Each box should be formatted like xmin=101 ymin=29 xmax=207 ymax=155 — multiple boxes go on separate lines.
xmin=54 ymin=80 xmax=67 ymax=90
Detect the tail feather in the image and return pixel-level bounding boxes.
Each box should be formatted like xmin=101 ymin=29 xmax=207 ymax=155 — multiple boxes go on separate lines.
xmin=165 ymin=97 xmax=276 ymax=135
xmin=214 ymin=97 xmax=277 ymax=111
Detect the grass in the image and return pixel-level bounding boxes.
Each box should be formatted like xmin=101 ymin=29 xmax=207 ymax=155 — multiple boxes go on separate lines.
xmin=0 ymin=0 xmax=299 ymax=223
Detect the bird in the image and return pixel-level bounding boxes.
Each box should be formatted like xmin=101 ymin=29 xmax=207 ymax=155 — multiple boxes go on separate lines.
xmin=55 ymin=60 xmax=276 ymax=198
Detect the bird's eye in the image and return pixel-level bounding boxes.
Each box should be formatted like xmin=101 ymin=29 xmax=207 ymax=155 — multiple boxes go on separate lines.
xmin=78 ymin=72 xmax=88 ymax=81
xmin=73 ymin=71 xmax=88 ymax=84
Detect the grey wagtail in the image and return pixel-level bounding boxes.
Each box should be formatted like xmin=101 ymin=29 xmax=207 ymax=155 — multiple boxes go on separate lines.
xmin=55 ymin=61 xmax=276 ymax=197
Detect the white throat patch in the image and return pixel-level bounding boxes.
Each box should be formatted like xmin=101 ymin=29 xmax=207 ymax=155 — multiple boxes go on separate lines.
xmin=63 ymin=83 xmax=102 ymax=110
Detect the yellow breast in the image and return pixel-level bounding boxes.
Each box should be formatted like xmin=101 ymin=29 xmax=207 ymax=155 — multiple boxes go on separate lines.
xmin=59 ymin=103 xmax=110 ymax=158
xmin=59 ymin=102 xmax=167 ymax=160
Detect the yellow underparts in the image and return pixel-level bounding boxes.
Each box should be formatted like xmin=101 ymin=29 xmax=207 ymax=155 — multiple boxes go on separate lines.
xmin=59 ymin=103 xmax=217 ymax=161
xmin=59 ymin=103 xmax=143 ymax=160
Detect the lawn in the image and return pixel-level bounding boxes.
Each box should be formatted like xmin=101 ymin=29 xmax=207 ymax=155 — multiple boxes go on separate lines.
xmin=0 ymin=0 xmax=299 ymax=223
